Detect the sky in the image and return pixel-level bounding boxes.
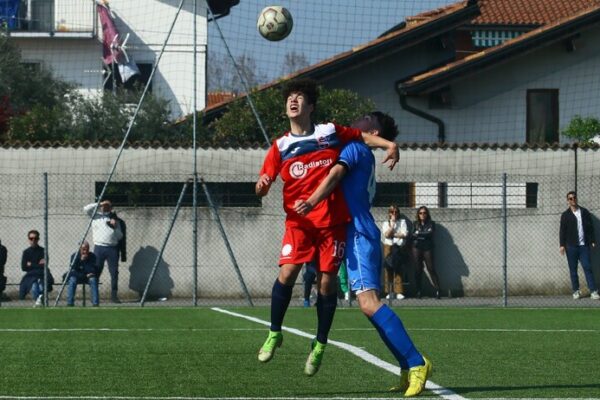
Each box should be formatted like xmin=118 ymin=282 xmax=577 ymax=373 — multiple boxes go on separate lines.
xmin=208 ymin=0 xmax=457 ymax=83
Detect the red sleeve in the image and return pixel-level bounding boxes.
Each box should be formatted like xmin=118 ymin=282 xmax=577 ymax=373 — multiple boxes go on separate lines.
xmin=334 ymin=124 xmax=363 ymax=144
xmin=259 ymin=142 xmax=281 ymax=180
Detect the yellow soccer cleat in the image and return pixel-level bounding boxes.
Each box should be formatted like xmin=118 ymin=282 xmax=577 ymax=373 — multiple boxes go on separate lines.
xmin=389 ymin=369 xmax=409 ymax=393
xmin=258 ymin=331 xmax=283 ymax=363
xmin=404 ymin=356 xmax=432 ymax=397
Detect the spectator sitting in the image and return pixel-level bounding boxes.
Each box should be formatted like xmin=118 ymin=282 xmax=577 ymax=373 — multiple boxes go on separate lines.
xmin=65 ymin=241 xmax=99 ymax=307
xmin=19 ymin=229 xmax=53 ymax=306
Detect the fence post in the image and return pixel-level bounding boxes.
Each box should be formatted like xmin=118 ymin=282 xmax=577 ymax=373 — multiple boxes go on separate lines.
xmin=140 ymin=181 xmax=189 ymax=307
xmin=192 ymin=0 xmax=198 ymax=307
xmin=502 ymin=172 xmax=508 ymax=307
xmin=200 ymin=178 xmax=254 ymax=306
xmin=43 ymin=172 xmax=49 ymax=307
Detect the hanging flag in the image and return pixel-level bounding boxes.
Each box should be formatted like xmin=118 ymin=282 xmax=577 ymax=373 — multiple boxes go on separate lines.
xmin=96 ymin=0 xmax=140 ymax=83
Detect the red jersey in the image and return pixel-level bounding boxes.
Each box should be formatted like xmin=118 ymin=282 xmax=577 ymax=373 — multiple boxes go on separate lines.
xmin=260 ymin=123 xmax=362 ymax=228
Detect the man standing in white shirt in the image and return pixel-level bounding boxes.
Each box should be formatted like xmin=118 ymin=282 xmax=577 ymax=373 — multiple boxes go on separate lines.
xmin=559 ymin=191 xmax=599 ymax=300
xmin=84 ymin=200 xmax=124 ymax=303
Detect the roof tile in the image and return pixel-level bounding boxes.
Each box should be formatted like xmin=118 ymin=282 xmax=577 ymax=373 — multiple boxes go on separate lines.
xmin=473 ymin=0 xmax=600 ymax=25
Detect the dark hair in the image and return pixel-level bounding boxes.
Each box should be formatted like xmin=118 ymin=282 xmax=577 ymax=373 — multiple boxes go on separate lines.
xmin=415 ymin=206 xmax=431 ymax=224
xmin=371 ymin=111 xmax=399 ymax=141
xmin=282 ymin=78 xmax=319 ymax=108
xmin=28 ymin=229 xmax=40 ymax=238
xmin=566 ymin=191 xmax=577 ymax=199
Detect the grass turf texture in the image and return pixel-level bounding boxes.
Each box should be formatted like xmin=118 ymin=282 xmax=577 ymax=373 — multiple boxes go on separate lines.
xmin=0 ymin=307 xmax=598 ymax=398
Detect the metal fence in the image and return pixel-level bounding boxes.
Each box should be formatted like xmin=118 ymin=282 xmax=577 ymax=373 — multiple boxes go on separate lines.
xmin=1 ymin=166 xmax=599 ymax=309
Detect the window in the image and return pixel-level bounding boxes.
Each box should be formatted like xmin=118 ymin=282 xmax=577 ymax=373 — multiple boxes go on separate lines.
xmin=373 ymin=182 xmax=412 ymax=207
xmin=103 ymin=63 xmax=153 ymax=92
xmin=431 ymin=182 xmax=539 ymax=209
xmin=527 ymin=89 xmax=559 ymax=144
xmin=471 ymin=30 xmax=526 ymax=48
xmin=95 ymin=181 xmax=260 ymax=208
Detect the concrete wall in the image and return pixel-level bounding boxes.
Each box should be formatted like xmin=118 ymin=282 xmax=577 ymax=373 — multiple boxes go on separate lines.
xmin=1 ymin=146 xmax=598 ymax=299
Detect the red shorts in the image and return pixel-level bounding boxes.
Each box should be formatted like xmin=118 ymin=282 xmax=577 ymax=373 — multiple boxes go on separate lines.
xmin=278 ymin=223 xmax=346 ymax=273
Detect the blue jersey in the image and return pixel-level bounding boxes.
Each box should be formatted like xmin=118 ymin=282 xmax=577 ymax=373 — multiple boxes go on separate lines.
xmin=338 ymin=141 xmax=380 ymax=240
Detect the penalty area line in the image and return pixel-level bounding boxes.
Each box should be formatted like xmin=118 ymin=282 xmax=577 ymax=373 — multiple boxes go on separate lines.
xmin=211 ymin=307 xmax=466 ymax=400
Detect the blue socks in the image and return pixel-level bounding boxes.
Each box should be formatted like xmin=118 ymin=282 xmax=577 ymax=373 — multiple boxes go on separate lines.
xmin=270 ymin=279 xmax=293 ymax=331
xmin=316 ymin=293 xmax=338 ymax=344
xmin=370 ymin=304 xmax=424 ymax=368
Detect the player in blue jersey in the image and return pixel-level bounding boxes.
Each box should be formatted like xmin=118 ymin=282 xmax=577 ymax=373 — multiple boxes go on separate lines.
xmin=294 ymin=112 xmax=432 ymax=397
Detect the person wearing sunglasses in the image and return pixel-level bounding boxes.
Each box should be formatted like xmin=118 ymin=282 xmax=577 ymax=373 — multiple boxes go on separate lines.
xmin=559 ymin=191 xmax=599 ymax=300
xmin=19 ymin=230 xmax=53 ymax=306
xmin=381 ymin=205 xmax=407 ymax=300
xmin=412 ymin=206 xmax=441 ymax=299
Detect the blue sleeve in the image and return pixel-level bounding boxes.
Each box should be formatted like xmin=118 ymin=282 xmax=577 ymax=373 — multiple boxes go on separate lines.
xmin=338 ymin=142 xmax=361 ymax=171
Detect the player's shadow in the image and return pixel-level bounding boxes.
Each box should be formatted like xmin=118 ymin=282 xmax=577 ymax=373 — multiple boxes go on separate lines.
xmin=128 ymin=246 xmax=174 ymax=301
xmin=402 ymin=221 xmax=468 ymax=298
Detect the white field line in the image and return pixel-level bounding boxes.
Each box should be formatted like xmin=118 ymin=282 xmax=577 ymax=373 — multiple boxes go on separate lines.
xmin=0 ymin=327 xmax=597 ymax=333
xmin=211 ymin=307 xmax=465 ymax=400
xmin=0 ymin=397 xmax=447 ymax=400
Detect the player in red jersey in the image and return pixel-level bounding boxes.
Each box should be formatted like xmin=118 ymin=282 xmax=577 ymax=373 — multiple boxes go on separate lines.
xmin=256 ymin=78 xmax=398 ymax=376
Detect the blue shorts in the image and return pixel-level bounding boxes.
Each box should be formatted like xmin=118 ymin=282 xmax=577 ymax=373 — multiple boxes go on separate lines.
xmin=346 ymin=225 xmax=382 ymax=293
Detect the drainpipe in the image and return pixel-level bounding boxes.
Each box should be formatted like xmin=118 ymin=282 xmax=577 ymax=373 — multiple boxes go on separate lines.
xmin=395 ymin=84 xmax=446 ymax=143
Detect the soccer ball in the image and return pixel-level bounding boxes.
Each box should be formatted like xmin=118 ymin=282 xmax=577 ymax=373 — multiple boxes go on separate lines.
xmin=257 ymin=6 xmax=293 ymax=41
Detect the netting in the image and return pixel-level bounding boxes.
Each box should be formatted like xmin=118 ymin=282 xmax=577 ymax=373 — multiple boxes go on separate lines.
xmin=1 ymin=0 xmax=600 ymax=307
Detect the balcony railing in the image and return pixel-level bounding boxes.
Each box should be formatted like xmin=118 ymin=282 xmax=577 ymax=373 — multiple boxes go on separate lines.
xmin=1 ymin=0 xmax=96 ymax=37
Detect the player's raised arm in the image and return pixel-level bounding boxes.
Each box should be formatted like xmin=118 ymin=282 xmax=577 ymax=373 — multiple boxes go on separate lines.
xmin=294 ymin=163 xmax=347 ymax=216
xmin=361 ymin=132 xmax=399 ymax=170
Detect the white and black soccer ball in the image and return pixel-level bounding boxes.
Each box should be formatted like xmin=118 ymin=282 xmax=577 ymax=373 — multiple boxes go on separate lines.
xmin=257 ymin=6 xmax=293 ymax=41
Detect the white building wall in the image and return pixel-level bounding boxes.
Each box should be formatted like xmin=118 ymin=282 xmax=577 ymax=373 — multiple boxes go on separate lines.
xmin=321 ymin=25 xmax=600 ymax=144
xmin=15 ymin=38 xmax=103 ymax=96
xmin=105 ymin=0 xmax=208 ymax=117
xmin=12 ymin=0 xmax=207 ymax=118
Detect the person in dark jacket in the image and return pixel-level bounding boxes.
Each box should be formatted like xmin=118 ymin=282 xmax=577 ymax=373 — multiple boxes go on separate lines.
xmin=559 ymin=191 xmax=599 ymax=300
xmin=0 ymin=239 xmax=7 ymax=295
xmin=66 ymin=241 xmax=99 ymax=307
xmin=412 ymin=206 xmax=441 ymax=299
xmin=19 ymin=229 xmax=53 ymax=306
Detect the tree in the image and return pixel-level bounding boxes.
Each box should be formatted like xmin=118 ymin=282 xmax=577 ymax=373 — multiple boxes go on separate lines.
xmin=281 ymin=51 xmax=309 ymax=76
xmin=210 ymin=85 xmax=375 ymax=146
xmin=207 ymin=52 xmax=267 ymax=93
xmin=562 ymin=115 xmax=600 ymax=146
xmin=0 ymin=31 xmax=184 ymax=143
xmin=0 ymin=32 xmax=74 ymax=141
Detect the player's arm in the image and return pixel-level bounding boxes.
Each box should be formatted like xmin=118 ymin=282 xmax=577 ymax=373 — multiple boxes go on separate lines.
xmin=360 ymin=133 xmax=399 ymax=170
xmin=335 ymin=124 xmax=398 ymax=170
xmin=255 ymin=174 xmax=273 ymax=197
xmin=294 ymin=163 xmax=347 ymax=216
xmin=256 ymin=143 xmax=279 ymax=197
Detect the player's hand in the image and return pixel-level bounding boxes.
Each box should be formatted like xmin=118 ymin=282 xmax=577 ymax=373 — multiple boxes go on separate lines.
xmin=382 ymin=142 xmax=399 ymax=170
xmin=294 ymin=199 xmax=314 ymax=216
xmin=255 ymin=174 xmax=272 ymax=196
xmin=559 ymin=246 xmax=565 ymax=256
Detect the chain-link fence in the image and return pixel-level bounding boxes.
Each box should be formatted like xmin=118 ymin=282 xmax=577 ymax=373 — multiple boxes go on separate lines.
xmin=1 ymin=147 xmax=599 ymax=308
